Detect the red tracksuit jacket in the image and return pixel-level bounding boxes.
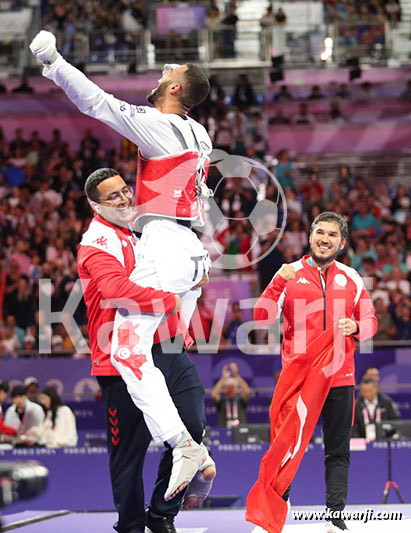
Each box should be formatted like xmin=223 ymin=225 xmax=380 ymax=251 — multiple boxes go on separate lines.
xmin=254 ymin=255 xmax=377 ymax=387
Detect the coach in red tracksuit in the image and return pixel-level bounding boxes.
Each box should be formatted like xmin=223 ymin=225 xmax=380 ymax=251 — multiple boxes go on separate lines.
xmin=78 ymin=170 xmax=208 ymax=533
xmin=254 ymin=212 xmax=377 ymax=533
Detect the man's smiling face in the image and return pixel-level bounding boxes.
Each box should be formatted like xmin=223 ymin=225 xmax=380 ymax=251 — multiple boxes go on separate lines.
xmin=309 ymin=220 xmax=346 ymax=266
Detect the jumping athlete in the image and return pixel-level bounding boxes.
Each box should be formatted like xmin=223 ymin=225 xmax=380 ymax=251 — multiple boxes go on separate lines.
xmin=29 ymin=31 xmax=215 ymax=517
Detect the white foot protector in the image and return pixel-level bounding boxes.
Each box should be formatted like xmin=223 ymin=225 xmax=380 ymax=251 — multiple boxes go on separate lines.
xmin=164 ymin=431 xmax=203 ymax=501
xmin=182 ymin=444 xmax=216 ymax=510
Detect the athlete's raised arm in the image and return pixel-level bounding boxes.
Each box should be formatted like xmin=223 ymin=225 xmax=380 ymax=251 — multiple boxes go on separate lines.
xmin=29 ymin=31 xmax=166 ymax=153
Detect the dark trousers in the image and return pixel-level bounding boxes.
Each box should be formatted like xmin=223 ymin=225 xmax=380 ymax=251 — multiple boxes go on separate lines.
xmin=98 ymin=341 xmax=206 ymax=533
xmin=322 ymin=385 xmax=354 ymax=511
xmin=282 ymin=385 xmax=354 ymax=510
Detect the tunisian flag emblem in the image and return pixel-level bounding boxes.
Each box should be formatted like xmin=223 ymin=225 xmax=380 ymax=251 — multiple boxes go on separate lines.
xmin=113 ymin=320 xmax=147 ymax=380
xmin=246 ymin=325 xmax=351 ymax=533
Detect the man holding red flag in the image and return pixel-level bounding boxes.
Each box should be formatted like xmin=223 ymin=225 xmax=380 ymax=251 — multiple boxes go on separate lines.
xmin=247 ymin=212 xmax=377 ymax=533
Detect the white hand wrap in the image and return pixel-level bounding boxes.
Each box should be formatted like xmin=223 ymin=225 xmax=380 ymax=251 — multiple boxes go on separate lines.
xmin=29 ymin=30 xmax=60 ymax=65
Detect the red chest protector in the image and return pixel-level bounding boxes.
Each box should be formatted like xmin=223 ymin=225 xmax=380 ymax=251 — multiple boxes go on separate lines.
xmin=134 ymin=149 xmax=210 ymax=226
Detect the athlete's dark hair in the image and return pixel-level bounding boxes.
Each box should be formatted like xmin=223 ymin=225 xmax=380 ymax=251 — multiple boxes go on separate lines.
xmin=310 ymin=212 xmax=348 ymax=242
xmin=41 ymin=386 xmax=65 ymax=428
xmin=179 ymin=64 xmax=210 ymax=111
xmin=84 ymin=168 xmax=121 ymax=201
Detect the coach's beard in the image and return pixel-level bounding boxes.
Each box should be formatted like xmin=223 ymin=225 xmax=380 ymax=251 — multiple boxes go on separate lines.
xmin=309 ymin=245 xmax=340 ymax=267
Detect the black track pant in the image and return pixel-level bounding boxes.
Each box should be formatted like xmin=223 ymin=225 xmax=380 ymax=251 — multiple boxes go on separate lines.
xmin=322 ymin=385 xmax=354 ymax=511
xmin=98 ymin=342 xmax=206 ymax=533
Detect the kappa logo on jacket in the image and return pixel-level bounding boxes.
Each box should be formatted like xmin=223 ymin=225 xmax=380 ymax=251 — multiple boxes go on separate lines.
xmin=296 ymin=277 xmax=310 ymax=284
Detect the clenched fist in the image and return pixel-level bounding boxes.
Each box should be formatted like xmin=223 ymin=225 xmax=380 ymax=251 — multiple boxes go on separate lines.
xmin=29 ymin=30 xmax=59 ymax=65
xmin=278 ymin=264 xmax=296 ymax=281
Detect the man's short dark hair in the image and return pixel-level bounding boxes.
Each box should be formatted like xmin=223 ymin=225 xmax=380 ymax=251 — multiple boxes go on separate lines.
xmin=0 ymin=381 xmax=9 ymax=393
xmin=179 ymin=64 xmax=210 ymax=110
xmin=84 ymin=168 xmax=120 ymax=201
xmin=310 ymin=211 xmax=348 ymax=241
xmin=11 ymin=385 xmax=27 ymax=398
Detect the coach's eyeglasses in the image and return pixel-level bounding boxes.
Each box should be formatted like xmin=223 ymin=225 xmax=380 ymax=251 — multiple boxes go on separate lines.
xmin=98 ymin=185 xmax=134 ymax=206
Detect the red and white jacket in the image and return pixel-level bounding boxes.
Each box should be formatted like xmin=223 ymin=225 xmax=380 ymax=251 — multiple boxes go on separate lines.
xmin=78 ymin=215 xmax=185 ymax=377
xmin=254 ymin=256 xmax=377 ymax=387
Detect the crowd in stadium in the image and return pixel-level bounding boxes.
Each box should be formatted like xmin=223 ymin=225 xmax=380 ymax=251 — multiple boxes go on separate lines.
xmin=0 ymin=74 xmax=410 ymax=356
xmin=323 ymin=0 xmax=401 ymax=24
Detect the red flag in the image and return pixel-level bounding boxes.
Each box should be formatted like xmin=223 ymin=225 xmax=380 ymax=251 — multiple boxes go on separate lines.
xmin=246 ymin=325 xmax=352 ymax=533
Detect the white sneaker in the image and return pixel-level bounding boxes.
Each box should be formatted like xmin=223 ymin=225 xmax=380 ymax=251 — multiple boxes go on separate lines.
xmin=164 ymin=431 xmax=203 ymax=501
xmin=325 ymin=520 xmax=349 ymax=532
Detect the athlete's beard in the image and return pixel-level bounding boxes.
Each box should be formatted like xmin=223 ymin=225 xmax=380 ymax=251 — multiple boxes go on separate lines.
xmin=309 ymin=244 xmax=340 ymax=267
xmin=147 ymin=80 xmax=169 ymax=105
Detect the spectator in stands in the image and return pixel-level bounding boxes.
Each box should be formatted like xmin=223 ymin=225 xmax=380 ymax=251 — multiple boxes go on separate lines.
xmin=0 ymin=82 xmax=6 ymax=94
xmin=308 ymin=85 xmax=325 ymax=100
xmin=11 ymin=74 xmax=35 ymax=94
xmin=23 ymin=377 xmax=39 ymax=403
xmin=0 ymin=381 xmax=17 ymax=437
xmin=350 ymin=238 xmax=377 ymax=274
xmin=329 ymin=100 xmax=345 ymax=123
xmin=352 ymin=378 xmax=400 ymax=440
xmin=233 ymin=74 xmax=255 ymax=109
xmin=246 ymin=112 xmax=267 ymax=159
xmin=385 ymin=265 xmax=410 ymax=296
xmin=393 ymin=299 xmax=411 ymax=340
xmin=0 ymin=322 xmax=19 ymax=358
xmin=385 ymin=0 xmax=401 ymax=24
xmin=212 ymin=107 xmax=232 ymax=152
xmin=272 ymin=7 xmax=287 ymax=60
xmin=9 ymin=128 xmax=27 ymax=153
xmin=274 ymin=148 xmax=294 ymax=190
xmin=22 ymin=335 xmax=37 ymax=357
xmin=273 ymin=85 xmax=293 ymax=101
xmin=260 ymin=2 xmax=274 ymax=60
xmin=222 ymin=301 xmax=244 ymax=346
xmin=357 ymin=81 xmax=376 ymax=100
xmin=292 ymin=102 xmax=316 ymax=125
xmin=207 ymin=75 xmax=225 ymax=108
xmin=222 ymin=221 xmax=252 ymax=271
xmin=401 ymin=79 xmax=411 ymax=100
xmin=229 ymin=106 xmax=248 ymax=154
xmin=221 ymin=4 xmax=238 ymax=58
xmin=269 ymin=108 xmax=290 ymax=125
xmin=257 ymin=229 xmax=285 ymax=291
xmin=211 ymin=362 xmax=250 ymax=428
xmin=5 ymin=315 xmax=25 ymax=347
xmin=206 ymin=5 xmax=222 ymax=59
xmin=4 ymin=385 xmax=44 ymax=435
xmin=26 ymin=386 xmax=77 ymax=448
xmin=282 ymin=220 xmax=308 ymax=260
xmin=362 ymin=367 xmax=380 ymax=384
xmin=336 ymin=83 xmax=351 ymax=99
xmin=4 ymin=276 xmax=35 ymax=330
xmin=351 ymin=202 xmax=378 ymax=239
xmin=374 ymin=297 xmax=397 ymax=341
